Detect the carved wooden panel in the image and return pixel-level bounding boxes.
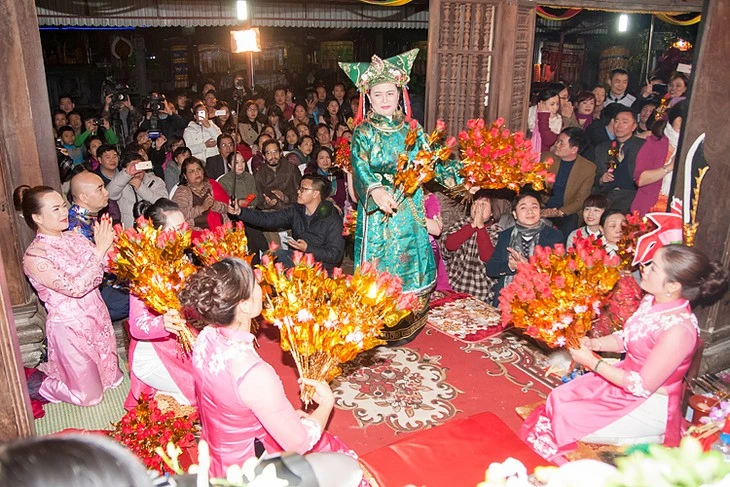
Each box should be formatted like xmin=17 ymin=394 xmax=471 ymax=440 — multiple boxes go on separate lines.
xmin=426 ymin=0 xmax=535 ymax=133
xmin=426 ymin=0 xmax=496 ymax=131
xmin=507 ymin=5 xmax=536 ymax=131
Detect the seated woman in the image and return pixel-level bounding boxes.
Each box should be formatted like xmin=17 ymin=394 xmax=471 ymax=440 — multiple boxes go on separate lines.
xmin=219 ymin=152 xmax=268 ymax=263
xmin=171 ymin=157 xmax=230 ymax=237
xmin=566 ymin=194 xmax=608 ymax=249
xmin=573 ymin=91 xmax=596 ymax=129
xmin=305 ymin=147 xmax=347 ymax=213
xmin=14 ymin=185 xmax=122 ymax=406
xmin=287 ymin=135 xmax=314 ymax=175
xmin=443 ymin=190 xmax=501 ymax=302
xmin=521 ymin=245 xmax=729 ymax=462
xmin=178 ymin=258 xmax=357 ymax=478
xmin=486 ymin=191 xmax=563 ymax=307
xmin=601 ymin=210 xmax=626 ymax=257
xmin=283 ymin=126 xmax=300 ymax=151
xmin=125 ymin=199 xmax=195 ymax=409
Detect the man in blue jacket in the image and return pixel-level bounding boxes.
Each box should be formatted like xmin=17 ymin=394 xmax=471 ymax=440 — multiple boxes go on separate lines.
xmin=229 ymin=174 xmax=344 ymax=270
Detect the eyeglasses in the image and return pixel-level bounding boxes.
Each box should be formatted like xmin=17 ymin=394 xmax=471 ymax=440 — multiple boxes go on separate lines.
xmin=298 ymin=187 xmax=316 ymax=193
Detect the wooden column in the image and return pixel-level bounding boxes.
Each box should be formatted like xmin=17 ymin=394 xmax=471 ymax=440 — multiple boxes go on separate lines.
xmin=0 ymin=0 xmax=60 ymax=305
xmin=0 ymin=253 xmax=35 ymax=440
xmin=425 ymin=0 xmax=535 ymax=132
xmin=0 ymin=0 xmax=59 ymax=439
xmin=673 ymin=0 xmax=730 ymax=374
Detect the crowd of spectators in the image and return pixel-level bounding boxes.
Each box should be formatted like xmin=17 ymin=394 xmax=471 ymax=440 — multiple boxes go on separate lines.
xmin=47 ymin=66 xmax=691 ymax=321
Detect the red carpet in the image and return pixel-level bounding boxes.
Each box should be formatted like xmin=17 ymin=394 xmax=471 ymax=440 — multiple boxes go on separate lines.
xmin=256 ymin=322 xmax=555 ymax=456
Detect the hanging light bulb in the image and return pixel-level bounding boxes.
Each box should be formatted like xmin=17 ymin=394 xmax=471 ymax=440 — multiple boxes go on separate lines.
xmin=618 ymin=14 xmax=629 ymax=33
xmin=236 ymin=1 xmax=248 ymax=21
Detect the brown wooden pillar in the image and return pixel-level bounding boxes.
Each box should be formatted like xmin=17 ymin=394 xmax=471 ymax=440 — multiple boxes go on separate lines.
xmin=673 ymin=0 xmax=730 ymax=373
xmin=0 ymin=0 xmax=60 ymax=439
xmin=425 ymin=0 xmax=535 ymax=132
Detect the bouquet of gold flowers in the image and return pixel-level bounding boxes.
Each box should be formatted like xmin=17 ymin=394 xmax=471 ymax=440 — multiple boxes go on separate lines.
xmin=191 ymin=220 xmax=253 ymax=265
xmin=108 ymin=218 xmax=197 ymax=353
xmin=499 ymin=237 xmax=620 ymax=348
xmin=333 ymin=138 xmax=352 ymax=172
xmin=256 ymin=252 xmax=419 ymax=404
xmin=393 ymin=119 xmax=456 ymax=198
xmin=616 ymin=211 xmax=656 ymax=271
xmin=456 ymin=117 xmax=555 ymax=194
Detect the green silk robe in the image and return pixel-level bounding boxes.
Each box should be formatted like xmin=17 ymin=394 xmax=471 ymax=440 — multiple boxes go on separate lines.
xmin=351 ymin=113 xmax=462 ymax=296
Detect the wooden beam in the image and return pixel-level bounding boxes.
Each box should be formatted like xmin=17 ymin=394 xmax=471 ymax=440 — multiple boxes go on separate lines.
xmin=539 ymin=0 xmax=702 ymax=13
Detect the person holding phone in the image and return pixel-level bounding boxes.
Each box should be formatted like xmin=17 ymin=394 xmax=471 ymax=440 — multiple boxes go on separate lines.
xmin=183 ymin=102 xmax=222 ymax=162
xmin=106 ymin=152 xmax=167 ymax=229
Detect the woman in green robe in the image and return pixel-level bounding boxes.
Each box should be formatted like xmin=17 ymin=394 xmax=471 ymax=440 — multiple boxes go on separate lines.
xmin=340 ymin=50 xmax=462 ymax=344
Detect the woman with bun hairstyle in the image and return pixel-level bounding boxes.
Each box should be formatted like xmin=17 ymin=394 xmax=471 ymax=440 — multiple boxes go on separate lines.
xmin=124 ymin=199 xmax=196 ymax=409
xmin=178 ymin=257 xmax=357 ymax=478
xmin=14 ymin=185 xmax=122 ymax=406
xmin=521 ymin=244 xmax=729 ymax=463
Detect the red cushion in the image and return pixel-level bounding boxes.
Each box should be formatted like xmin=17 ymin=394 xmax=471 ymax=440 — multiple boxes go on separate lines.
xmin=360 ymin=412 xmax=546 ymax=486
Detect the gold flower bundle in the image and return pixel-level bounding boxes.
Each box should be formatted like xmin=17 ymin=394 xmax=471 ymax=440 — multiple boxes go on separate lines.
xmin=616 ymin=211 xmax=656 ymax=271
xmin=499 ymin=237 xmax=620 ymax=349
xmin=457 ymin=117 xmax=555 ymax=193
xmin=333 ymin=139 xmax=352 ymax=173
xmin=191 ymin=220 xmax=253 ymax=265
xmin=108 ymin=218 xmax=197 ymax=353
xmin=256 ymin=253 xmax=419 ymax=404
xmin=393 ymin=119 xmax=456 ymax=198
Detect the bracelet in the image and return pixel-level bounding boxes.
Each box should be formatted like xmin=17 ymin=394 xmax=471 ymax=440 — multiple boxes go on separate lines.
xmin=663 ymin=165 xmax=670 ymax=174
xmin=594 ymin=359 xmax=605 ymax=374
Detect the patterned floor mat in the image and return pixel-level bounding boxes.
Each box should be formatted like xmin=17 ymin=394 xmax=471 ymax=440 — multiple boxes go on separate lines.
xmin=427 ymin=292 xmax=507 ymax=343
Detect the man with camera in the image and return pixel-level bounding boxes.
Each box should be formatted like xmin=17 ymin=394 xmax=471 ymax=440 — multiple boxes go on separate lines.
xmin=106 ymin=151 xmax=167 ymax=228
xmin=102 ymin=86 xmax=143 ymax=147
xmin=139 ymin=93 xmax=187 ymax=141
xmin=74 ymin=116 xmax=119 ymax=150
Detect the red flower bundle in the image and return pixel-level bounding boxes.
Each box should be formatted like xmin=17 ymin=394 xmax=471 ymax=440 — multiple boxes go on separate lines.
xmin=111 ymin=394 xmax=197 ymax=474
xmin=333 ymin=139 xmax=352 ymax=172
xmin=457 ymin=117 xmax=555 ymax=193
xmin=500 ymin=237 xmax=620 ymax=348
xmin=342 ymin=209 xmax=357 ymax=237
xmin=592 ymin=273 xmax=645 ymax=337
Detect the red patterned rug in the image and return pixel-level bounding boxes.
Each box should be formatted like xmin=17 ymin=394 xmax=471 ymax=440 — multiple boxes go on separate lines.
xmin=427 ymin=292 xmax=507 ymax=343
xmin=331 ymin=347 xmax=462 ymax=433
xmin=256 ymin=322 xmax=556 ymax=455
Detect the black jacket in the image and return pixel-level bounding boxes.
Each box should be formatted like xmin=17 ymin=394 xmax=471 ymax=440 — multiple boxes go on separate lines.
xmin=205 ymin=154 xmax=227 ymax=181
xmin=232 ymin=200 xmax=344 ymax=269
